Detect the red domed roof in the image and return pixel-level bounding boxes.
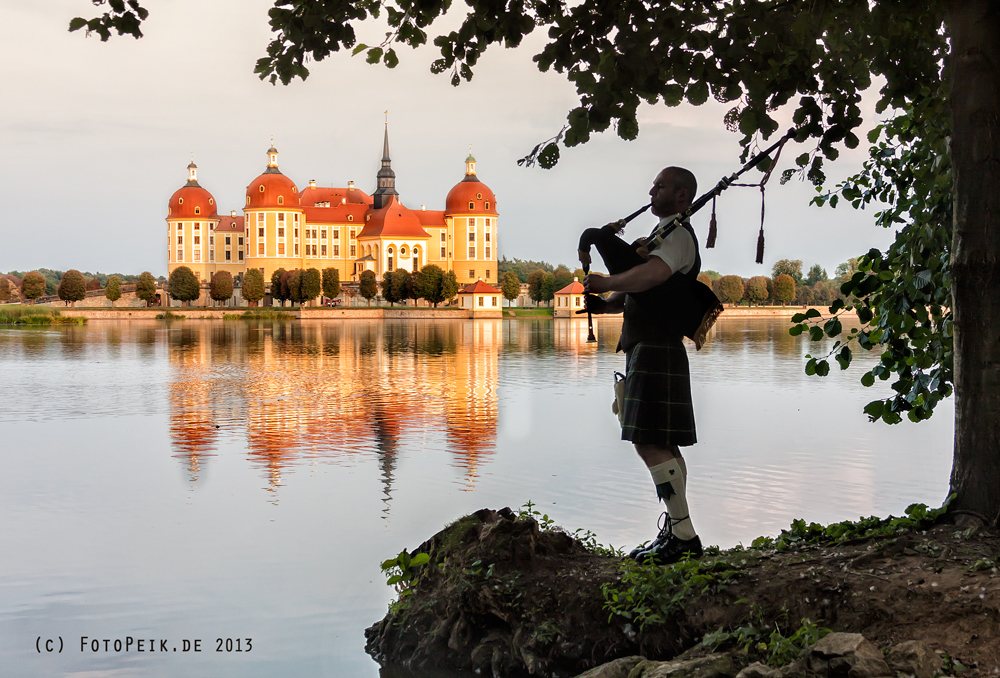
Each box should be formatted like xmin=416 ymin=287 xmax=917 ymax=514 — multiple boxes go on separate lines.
xmin=168 ymin=184 xmax=218 ymax=219
xmin=246 ymin=171 xmax=299 ymax=210
xmin=446 ymin=176 xmax=497 ymax=215
xmin=359 ymin=195 xmax=431 ymax=239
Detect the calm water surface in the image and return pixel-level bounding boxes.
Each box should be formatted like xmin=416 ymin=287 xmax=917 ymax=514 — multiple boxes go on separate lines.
xmin=0 ymin=317 xmax=953 ymax=677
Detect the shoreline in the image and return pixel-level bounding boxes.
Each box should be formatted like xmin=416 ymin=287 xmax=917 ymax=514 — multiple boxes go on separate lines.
xmin=0 ymin=305 xmax=854 ymax=321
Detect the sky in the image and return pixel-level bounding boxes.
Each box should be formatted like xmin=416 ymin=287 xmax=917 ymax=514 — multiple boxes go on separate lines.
xmin=1 ymin=0 xmax=899 ymax=279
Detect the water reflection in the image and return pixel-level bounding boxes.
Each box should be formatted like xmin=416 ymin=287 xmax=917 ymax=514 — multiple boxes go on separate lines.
xmin=165 ymin=320 xmax=501 ymax=500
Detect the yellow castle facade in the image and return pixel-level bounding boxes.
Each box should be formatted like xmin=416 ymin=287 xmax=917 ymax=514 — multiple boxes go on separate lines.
xmin=166 ymin=126 xmax=499 ymax=290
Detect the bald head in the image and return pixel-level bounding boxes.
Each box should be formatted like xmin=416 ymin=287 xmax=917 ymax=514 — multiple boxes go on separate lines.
xmin=649 ymin=167 xmax=697 ymax=217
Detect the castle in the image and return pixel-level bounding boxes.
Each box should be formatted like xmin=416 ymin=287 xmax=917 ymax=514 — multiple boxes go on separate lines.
xmin=166 ymin=125 xmax=499 ymax=290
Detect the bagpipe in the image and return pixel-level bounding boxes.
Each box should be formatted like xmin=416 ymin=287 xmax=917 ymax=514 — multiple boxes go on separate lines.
xmin=577 ymin=128 xmax=796 ymax=347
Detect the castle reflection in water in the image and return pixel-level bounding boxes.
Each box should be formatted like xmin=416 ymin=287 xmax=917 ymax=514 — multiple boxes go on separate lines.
xmin=166 ymin=318 xmax=605 ymax=500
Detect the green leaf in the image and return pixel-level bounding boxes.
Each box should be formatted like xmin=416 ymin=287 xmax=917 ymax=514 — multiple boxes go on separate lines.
xmin=410 ymin=553 xmax=430 ymax=566
xmin=789 ymin=324 xmax=805 ymax=336
xmin=861 ymin=372 xmax=875 ymax=387
xmin=366 ymin=47 xmax=383 ymax=64
xmin=69 ymin=17 xmax=88 ymax=31
xmin=815 ymin=360 xmax=830 ymax=377
xmin=804 ymin=308 xmax=821 ymax=319
xmin=809 ymin=326 xmax=824 ymax=342
xmin=352 ymin=43 xmax=369 ymax=56
xmin=824 ymin=317 xmax=842 ymax=337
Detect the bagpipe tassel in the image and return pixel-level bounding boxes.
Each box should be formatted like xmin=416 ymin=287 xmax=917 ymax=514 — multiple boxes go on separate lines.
xmin=706 ymin=195 xmax=718 ymax=248
xmin=755 ymin=185 xmax=766 ymax=264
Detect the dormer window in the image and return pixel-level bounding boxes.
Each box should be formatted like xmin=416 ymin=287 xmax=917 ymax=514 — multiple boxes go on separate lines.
xmin=194 ymin=206 xmax=201 ymax=215
xmin=277 ymin=196 xmax=284 ymax=205
xmin=259 ymin=185 xmax=265 ymax=192
xmin=477 ymin=193 xmax=483 ymax=200
xmin=246 ymin=196 xmax=250 ymax=205
xmin=209 ymin=198 xmax=214 ymax=205
xmin=469 ymin=201 xmax=474 ymax=210
xmin=349 ymin=214 xmax=354 ymax=221
xmin=485 ymin=201 xmax=490 ymax=210
xmin=178 ymin=197 xmax=184 ymax=205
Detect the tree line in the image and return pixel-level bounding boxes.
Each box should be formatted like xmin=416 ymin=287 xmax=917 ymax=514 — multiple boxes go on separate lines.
xmin=1 ymin=269 xmax=162 ymax=307
xmin=702 ymin=258 xmax=859 ymax=307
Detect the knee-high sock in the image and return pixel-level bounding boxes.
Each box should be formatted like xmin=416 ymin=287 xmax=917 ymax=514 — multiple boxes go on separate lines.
xmin=648 ymin=459 xmax=697 ymax=540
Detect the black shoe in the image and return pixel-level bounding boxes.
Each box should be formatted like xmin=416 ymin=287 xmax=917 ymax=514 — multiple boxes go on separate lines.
xmin=626 ymin=512 xmax=675 ymax=560
xmin=636 ymin=534 xmax=703 ymax=565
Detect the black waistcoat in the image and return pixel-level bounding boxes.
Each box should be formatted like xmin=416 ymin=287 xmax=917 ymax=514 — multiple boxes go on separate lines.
xmin=617 ymin=221 xmax=702 ymax=353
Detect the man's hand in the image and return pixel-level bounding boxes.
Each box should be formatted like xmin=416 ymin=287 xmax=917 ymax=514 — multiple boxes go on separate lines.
xmin=578 ymin=248 xmax=592 ymax=270
xmin=583 ymin=273 xmax=609 ymax=295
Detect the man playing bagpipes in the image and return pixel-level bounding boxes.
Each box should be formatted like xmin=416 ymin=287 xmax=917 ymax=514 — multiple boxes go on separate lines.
xmin=582 ymin=166 xmax=706 ymax=565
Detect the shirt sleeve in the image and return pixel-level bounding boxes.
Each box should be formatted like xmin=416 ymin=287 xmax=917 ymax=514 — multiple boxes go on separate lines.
xmin=648 ymin=226 xmax=696 ymax=275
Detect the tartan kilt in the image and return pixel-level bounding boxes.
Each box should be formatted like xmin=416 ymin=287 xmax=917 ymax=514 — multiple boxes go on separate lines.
xmin=620 ymin=339 xmax=697 ymax=446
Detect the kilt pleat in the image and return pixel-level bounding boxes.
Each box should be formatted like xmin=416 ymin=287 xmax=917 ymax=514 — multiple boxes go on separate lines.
xmin=620 ymin=339 xmax=697 ymax=446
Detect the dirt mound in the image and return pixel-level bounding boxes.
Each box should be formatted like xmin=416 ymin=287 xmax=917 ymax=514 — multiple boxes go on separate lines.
xmin=365 ymin=508 xmax=1000 ymax=678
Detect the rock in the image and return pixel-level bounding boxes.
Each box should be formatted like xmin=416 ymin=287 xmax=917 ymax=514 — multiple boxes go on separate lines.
xmin=634 ymin=652 xmax=742 ymax=678
xmin=806 ymin=633 xmax=892 ymax=678
xmin=736 ymin=662 xmax=784 ymax=678
xmin=573 ymin=655 xmax=645 ymax=678
xmin=884 ymin=640 xmax=943 ymax=678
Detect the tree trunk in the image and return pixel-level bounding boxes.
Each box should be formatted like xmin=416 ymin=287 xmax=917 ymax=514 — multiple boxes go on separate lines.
xmin=948 ymin=0 xmax=1000 ymax=526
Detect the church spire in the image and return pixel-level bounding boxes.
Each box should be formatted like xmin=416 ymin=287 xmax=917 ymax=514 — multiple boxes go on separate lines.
xmin=373 ymin=116 xmax=398 ymax=209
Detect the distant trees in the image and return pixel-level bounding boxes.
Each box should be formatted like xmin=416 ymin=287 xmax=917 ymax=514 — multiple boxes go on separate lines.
xmin=21 ymin=272 xmax=46 ymax=304
xmin=715 ymin=275 xmax=744 ymax=305
xmin=380 ymin=271 xmax=396 ymax=305
xmin=58 ymin=269 xmax=87 ymax=306
xmin=392 ymin=269 xmax=414 ymax=304
xmin=270 ymin=268 xmax=289 ymax=306
xmin=501 ymin=271 xmax=520 ymax=307
xmin=696 ymin=272 xmax=713 ymax=288
xmin=773 ymin=274 xmax=795 ymax=305
xmin=209 ymin=271 xmax=234 ymax=305
xmin=0 ymin=277 xmax=11 ymax=302
xmin=441 ymin=270 xmax=459 ymax=304
xmin=135 ymin=271 xmax=157 ymax=306
xmin=322 ymin=267 xmax=340 ymax=300
xmin=415 ymin=264 xmax=446 ymax=307
xmin=771 ymin=259 xmax=804 ymax=285
xmin=242 ymin=268 xmax=265 ymax=306
xmin=302 ymin=268 xmax=322 ymax=304
xmin=86 ymin=277 xmax=102 ymax=291
xmin=168 ymin=266 xmax=201 ymax=306
xmin=806 ymin=264 xmax=828 ymax=286
xmin=744 ymin=276 xmax=770 ymax=305
xmin=359 ymin=270 xmax=378 ymax=306
xmin=540 ymin=272 xmax=555 ymax=305
xmin=527 ymin=269 xmax=545 ymax=305
xmin=553 ymin=265 xmax=573 ymax=292
xmin=104 ymin=275 xmax=123 ymax=307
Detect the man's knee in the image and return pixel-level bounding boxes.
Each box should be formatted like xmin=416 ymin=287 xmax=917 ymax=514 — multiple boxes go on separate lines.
xmin=635 ymin=443 xmax=680 ymax=466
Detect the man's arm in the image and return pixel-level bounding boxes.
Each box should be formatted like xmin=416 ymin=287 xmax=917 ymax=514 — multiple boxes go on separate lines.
xmin=584 ymin=257 xmax=674 ymax=295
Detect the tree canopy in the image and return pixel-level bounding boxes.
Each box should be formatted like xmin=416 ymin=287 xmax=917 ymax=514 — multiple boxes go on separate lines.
xmin=135 ymin=271 xmax=157 ymax=306
xmin=359 ymin=270 xmax=378 ymax=306
xmin=104 ymin=275 xmax=123 ymax=306
xmin=168 ymin=266 xmax=200 ymax=305
xmin=57 ymin=270 xmax=87 ymax=306
xmin=20 ymin=272 xmax=47 ymax=304
xmin=242 ymin=268 xmax=265 ymax=306
xmin=501 ymin=271 xmax=520 ymax=306
xmin=322 ymin=267 xmax=341 ymax=300
xmin=210 ymin=271 xmax=234 ymax=304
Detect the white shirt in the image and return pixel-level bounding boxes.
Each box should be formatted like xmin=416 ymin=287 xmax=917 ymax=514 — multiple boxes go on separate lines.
xmin=647 ymin=214 xmax=696 ymax=275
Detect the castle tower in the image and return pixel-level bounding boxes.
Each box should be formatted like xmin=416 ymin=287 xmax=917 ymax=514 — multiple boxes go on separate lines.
xmin=166 ymin=159 xmax=221 ymax=286
xmin=372 ymin=123 xmax=398 ymax=209
xmin=244 ymin=143 xmax=304 ymax=284
xmin=445 ymin=151 xmax=499 ymax=286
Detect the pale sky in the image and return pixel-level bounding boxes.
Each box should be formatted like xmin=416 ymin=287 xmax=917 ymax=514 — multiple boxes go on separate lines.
xmin=1 ymin=0 xmax=898 ymax=278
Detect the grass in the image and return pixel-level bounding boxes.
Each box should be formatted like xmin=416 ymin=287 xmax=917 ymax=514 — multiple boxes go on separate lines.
xmin=225 ymin=309 xmax=295 ymax=320
xmin=0 ymin=306 xmax=86 ymax=325
xmin=155 ymin=311 xmax=186 ymax=320
xmin=505 ymin=308 xmax=553 ymax=317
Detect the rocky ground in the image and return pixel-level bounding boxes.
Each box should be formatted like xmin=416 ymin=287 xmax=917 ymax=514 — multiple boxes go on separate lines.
xmin=365 ymin=507 xmax=1000 ymax=678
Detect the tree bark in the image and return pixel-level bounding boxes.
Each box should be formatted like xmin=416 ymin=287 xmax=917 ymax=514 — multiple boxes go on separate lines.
xmin=948 ymin=0 xmax=1000 ymax=526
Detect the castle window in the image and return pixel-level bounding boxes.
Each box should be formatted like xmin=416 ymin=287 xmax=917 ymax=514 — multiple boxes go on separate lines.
xmin=258 ymin=227 xmax=264 ymax=237
xmin=259 ymin=185 xmax=265 ymax=192
xmin=486 ymin=270 xmax=491 ymax=279
xmin=209 ymin=198 xmax=214 ymax=205
xmin=469 ymin=270 xmax=474 ymax=278
xmin=468 ymin=232 xmax=475 ymax=242
xmin=194 ymin=223 xmax=200 ymax=230
xmin=321 ymin=245 xmax=327 ymax=257
xmin=441 ymin=246 xmax=447 ymax=258
xmin=238 ymin=237 xmax=243 ymax=246
xmin=333 ymin=245 xmax=340 ymax=257
xmin=469 ymin=246 xmax=476 ymax=258
xmin=485 ymin=232 xmax=490 ymax=242
xmin=225 ymin=236 xmax=231 ymax=246
xmin=349 ymin=215 xmax=354 ymax=221
xmin=477 ymin=193 xmax=483 ymax=200
xmin=209 ymin=251 xmax=214 ymax=262
xmin=278 ymin=227 xmax=285 ymax=238
xmin=194 ymin=251 xmax=201 ymax=262
xmin=194 ymin=236 xmax=200 ymax=245
xmin=321 ymin=230 xmax=327 ymax=240
xmin=194 ymin=206 xmax=201 ymax=215
xmin=258 ymin=243 xmax=264 ymax=255
xmin=246 ymin=196 xmax=250 ymax=205
xmin=486 ymin=247 xmax=491 ymax=259
xmin=492 ymin=296 xmax=497 ymax=306
xmin=294 ymin=213 xmax=299 ymax=223
xmin=177 ymin=223 xmax=183 ymax=231
xmin=350 ymin=245 xmax=356 ymax=257
xmin=177 ymin=236 xmax=183 ymax=245
xmin=178 ymin=251 xmax=183 ymax=262
xmin=400 ymin=246 xmax=408 ymax=257
xmin=485 ymin=202 xmax=490 ymax=210
xmin=278 ymin=213 xmax=285 ymax=222
xmin=238 ymin=251 xmax=243 ymax=261
xmin=332 ymin=230 xmax=339 ymax=240
xmin=278 ymin=196 xmax=284 ymax=205
xmin=278 ymin=243 xmax=285 ymax=255
xmin=178 ymin=197 xmax=184 ymax=204
xmin=387 ymin=256 xmax=394 ymax=271
xmin=440 ymin=232 xmax=446 ymax=241
xmin=295 ymin=244 xmax=299 ymax=255
xmin=478 ymin=296 xmax=484 ymax=307
xmin=225 ymin=251 xmax=231 ymax=261
xmin=349 ymin=229 xmax=356 ymax=240
xmin=468 ymin=201 xmax=474 ymax=210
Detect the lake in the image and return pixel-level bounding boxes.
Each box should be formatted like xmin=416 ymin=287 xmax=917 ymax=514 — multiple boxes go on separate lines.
xmin=0 ymin=316 xmax=954 ymax=677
